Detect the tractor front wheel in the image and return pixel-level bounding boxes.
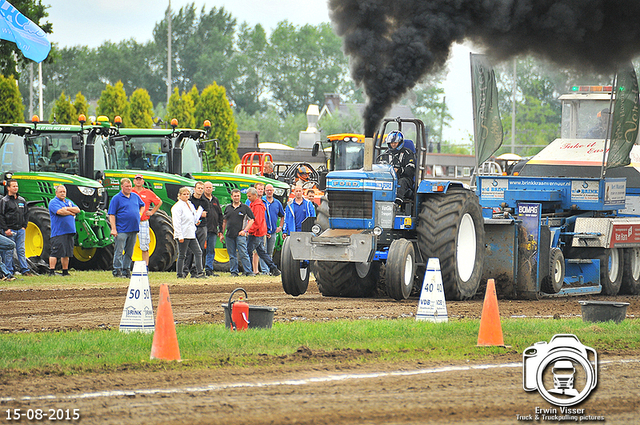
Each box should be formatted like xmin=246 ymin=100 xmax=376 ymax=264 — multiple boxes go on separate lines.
xmin=385 ymin=238 xmax=416 ymax=300
xmin=281 ymin=236 xmax=310 ymax=296
xmin=25 ymin=207 xmax=51 ymax=267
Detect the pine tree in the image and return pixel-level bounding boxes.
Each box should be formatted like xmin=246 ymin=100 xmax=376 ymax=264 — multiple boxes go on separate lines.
xmin=0 ymin=75 xmax=25 ymax=123
xmin=195 ymin=82 xmax=240 ymax=171
xmin=96 ymin=81 xmax=131 ymax=126
xmin=165 ymin=87 xmax=195 ymax=128
xmin=129 ymin=88 xmax=154 ymax=128
xmin=73 ymin=92 xmax=89 ymax=120
xmin=50 ymin=92 xmax=76 ymax=124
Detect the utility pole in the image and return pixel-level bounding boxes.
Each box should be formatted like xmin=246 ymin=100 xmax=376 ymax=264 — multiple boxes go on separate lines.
xmin=167 ymin=0 xmax=172 ymax=105
xmin=439 ymin=96 xmax=446 ymax=152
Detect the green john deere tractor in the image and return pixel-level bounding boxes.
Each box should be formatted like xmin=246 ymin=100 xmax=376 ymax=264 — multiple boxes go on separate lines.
xmin=0 ymin=121 xmax=113 ymax=270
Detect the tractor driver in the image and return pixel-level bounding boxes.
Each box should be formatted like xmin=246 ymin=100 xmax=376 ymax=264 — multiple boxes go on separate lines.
xmin=378 ymin=130 xmax=415 ymax=207
xmin=586 ymin=109 xmax=611 ymax=139
xmin=295 ymin=165 xmax=312 ymax=184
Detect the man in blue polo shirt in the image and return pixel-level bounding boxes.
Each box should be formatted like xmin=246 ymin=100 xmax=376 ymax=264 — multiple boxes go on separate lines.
xmin=262 ymin=183 xmax=284 ymax=273
xmin=108 ymin=178 xmax=145 ymax=278
xmin=283 ymin=184 xmax=316 ymax=237
xmin=48 ymin=185 xmax=80 ymax=276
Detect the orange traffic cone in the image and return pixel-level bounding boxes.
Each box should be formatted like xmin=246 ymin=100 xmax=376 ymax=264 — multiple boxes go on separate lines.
xmin=477 ymin=279 xmax=505 ymax=346
xmin=150 ymin=284 xmax=181 ymax=361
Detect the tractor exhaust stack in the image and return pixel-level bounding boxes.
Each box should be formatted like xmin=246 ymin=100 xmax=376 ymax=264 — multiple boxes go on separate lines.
xmin=364 ymin=136 xmax=374 ymax=171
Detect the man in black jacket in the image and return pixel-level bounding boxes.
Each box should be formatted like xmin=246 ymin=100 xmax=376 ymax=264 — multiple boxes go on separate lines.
xmin=0 ymin=179 xmax=32 ymax=276
xmin=378 ymin=130 xmax=415 ymax=207
xmin=203 ymin=181 xmax=224 ymax=276
xmin=184 ymin=181 xmax=210 ymax=276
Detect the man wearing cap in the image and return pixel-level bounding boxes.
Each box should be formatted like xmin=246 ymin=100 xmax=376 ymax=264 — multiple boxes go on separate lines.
xmin=132 ymin=174 xmax=162 ymax=267
xmin=108 ymin=178 xmax=145 ymax=278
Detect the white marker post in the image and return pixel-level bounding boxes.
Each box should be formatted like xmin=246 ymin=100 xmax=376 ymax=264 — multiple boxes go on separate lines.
xmin=119 ymin=261 xmax=155 ymax=333
xmin=416 ymin=258 xmax=448 ymax=323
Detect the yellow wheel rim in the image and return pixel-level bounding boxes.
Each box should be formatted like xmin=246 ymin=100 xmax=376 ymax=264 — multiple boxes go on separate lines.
xmin=214 ymin=248 xmax=229 ymax=263
xmin=73 ymin=246 xmax=97 ymax=262
xmin=25 ymin=222 xmax=44 ymax=258
xmin=132 ymin=225 xmax=157 ymax=261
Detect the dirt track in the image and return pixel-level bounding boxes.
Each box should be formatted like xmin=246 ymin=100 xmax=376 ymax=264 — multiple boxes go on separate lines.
xmin=1 ymin=275 xmax=639 ymax=424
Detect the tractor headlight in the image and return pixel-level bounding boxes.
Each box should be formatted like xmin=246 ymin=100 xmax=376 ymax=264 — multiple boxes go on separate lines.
xmin=274 ymin=188 xmax=286 ymax=197
xmin=311 ymin=224 xmax=322 ymax=236
xmin=97 ymin=187 xmax=105 ymax=197
xmin=372 ymin=226 xmax=383 ymax=236
xmin=78 ymin=186 xmax=95 ymax=196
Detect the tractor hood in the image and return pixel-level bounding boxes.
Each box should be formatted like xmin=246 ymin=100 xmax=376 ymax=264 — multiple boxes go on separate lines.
xmin=104 ymin=169 xmax=195 ymax=187
xmin=326 ymin=164 xmax=395 ymax=185
xmin=9 ymin=171 xmax=104 ymax=188
xmin=519 ymin=137 xmax=640 ymax=188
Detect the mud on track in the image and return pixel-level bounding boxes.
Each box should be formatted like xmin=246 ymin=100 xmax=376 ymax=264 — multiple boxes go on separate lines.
xmin=2 ymin=274 xmax=639 ymax=332
xmin=1 ymin=275 xmax=639 ymax=424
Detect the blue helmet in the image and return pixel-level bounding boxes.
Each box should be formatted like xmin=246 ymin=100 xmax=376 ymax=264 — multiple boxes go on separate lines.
xmin=385 ymin=130 xmax=404 ymax=150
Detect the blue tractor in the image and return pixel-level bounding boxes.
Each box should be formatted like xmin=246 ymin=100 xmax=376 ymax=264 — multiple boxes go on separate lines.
xmin=281 ymin=117 xmax=486 ymax=300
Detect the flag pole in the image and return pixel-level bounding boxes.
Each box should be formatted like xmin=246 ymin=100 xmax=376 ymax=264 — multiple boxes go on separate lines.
xmin=600 ymin=72 xmax=617 ymax=180
xmin=38 ymin=61 xmax=43 ymax=119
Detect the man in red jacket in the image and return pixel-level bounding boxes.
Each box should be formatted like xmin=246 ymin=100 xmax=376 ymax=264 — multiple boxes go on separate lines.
xmin=246 ymin=187 xmax=281 ymax=276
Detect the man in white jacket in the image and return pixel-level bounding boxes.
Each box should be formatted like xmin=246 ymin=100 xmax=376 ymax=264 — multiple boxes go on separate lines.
xmin=171 ymin=187 xmax=206 ymax=279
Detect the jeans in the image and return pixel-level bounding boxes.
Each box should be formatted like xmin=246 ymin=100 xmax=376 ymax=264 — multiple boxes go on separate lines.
xmin=176 ymin=239 xmax=202 ymax=277
xmin=226 ymin=235 xmax=252 ymax=274
xmin=3 ymin=228 xmax=29 ymax=274
xmin=0 ymin=234 xmax=16 ymax=276
xmin=184 ymin=226 xmax=206 ymax=274
xmin=260 ymin=233 xmax=277 ymax=273
xmin=113 ymin=231 xmax=137 ymax=275
xmin=247 ymin=235 xmax=277 ymax=272
xmin=205 ymin=232 xmax=218 ymax=271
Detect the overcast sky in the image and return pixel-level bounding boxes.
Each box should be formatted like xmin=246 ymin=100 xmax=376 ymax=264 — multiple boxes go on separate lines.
xmin=43 ymin=0 xmax=473 ymax=144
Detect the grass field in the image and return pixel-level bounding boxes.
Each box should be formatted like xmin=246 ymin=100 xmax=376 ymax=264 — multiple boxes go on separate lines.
xmin=1 ymin=318 xmax=639 ymax=375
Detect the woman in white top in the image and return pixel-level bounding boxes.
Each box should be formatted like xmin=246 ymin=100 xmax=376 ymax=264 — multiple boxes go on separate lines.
xmin=171 ymin=187 xmax=205 ymax=278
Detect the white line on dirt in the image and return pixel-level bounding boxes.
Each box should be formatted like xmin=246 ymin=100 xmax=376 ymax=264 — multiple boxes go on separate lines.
xmin=3 ymin=359 xmax=638 ymax=403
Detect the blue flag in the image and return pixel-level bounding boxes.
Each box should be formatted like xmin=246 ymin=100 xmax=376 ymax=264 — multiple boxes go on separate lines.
xmin=0 ymin=0 xmax=50 ymax=63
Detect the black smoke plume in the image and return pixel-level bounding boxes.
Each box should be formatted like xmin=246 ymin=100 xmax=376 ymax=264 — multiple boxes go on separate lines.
xmin=329 ymin=0 xmax=640 ymax=136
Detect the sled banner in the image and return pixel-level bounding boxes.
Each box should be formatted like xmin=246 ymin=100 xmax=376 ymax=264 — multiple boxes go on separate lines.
xmin=471 ymin=53 xmax=504 ymax=166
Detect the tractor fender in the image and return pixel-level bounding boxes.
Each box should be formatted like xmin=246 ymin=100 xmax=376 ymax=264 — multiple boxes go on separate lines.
xmin=416 ymin=179 xmax=470 ymax=195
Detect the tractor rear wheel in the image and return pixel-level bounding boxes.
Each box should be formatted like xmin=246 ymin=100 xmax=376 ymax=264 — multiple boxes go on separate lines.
xmin=385 ymin=238 xmax=416 ymax=300
xmin=281 ymin=236 xmax=310 ymax=296
xmin=314 ymin=260 xmax=379 ymax=297
xmin=145 ymin=211 xmax=177 ymax=272
xmin=25 ymin=207 xmax=51 ymax=267
xmin=417 ymin=189 xmax=484 ymax=300
xmin=213 ymin=248 xmax=232 ymax=272
xmin=601 ymin=248 xmax=623 ymax=295
xmin=621 ymin=247 xmax=640 ymax=295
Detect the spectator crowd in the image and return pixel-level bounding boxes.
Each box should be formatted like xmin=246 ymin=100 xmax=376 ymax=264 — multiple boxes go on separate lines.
xmin=0 ymin=177 xmax=314 ymax=280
